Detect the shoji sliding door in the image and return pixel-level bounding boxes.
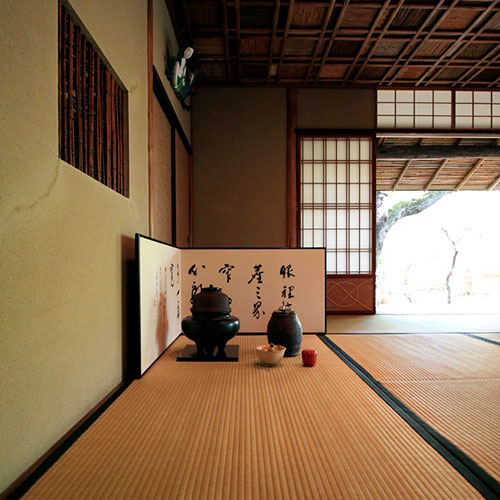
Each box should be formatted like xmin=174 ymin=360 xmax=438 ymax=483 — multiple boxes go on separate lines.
xmin=298 ymin=135 xmax=376 ymax=314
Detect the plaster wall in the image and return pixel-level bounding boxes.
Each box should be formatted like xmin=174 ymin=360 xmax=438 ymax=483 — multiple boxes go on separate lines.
xmin=0 ymin=0 xmax=149 ymax=491
xmin=298 ymin=89 xmax=376 ymax=129
xmin=192 ymin=88 xmax=287 ymax=247
xmin=191 ymin=88 xmax=375 ymax=248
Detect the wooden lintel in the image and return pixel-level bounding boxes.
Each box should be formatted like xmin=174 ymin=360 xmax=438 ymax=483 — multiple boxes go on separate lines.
xmin=378 ymin=146 xmax=500 ymax=160
xmin=487 ymin=173 xmax=500 ymax=191
xmin=424 ymin=159 xmax=448 ymax=191
xmin=392 ymin=160 xmax=412 ymax=191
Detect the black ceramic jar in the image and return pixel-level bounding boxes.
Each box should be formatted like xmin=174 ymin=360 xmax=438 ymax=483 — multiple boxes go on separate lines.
xmin=181 ymin=285 xmax=240 ymax=359
xmin=266 ymin=306 xmax=303 ymax=357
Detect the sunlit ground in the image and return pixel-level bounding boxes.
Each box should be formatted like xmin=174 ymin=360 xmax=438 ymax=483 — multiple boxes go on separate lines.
xmin=376 ymin=191 xmax=500 ymax=314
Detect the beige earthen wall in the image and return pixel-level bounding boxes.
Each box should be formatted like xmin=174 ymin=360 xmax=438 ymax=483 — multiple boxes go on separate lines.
xmin=0 ymin=0 xmax=150 ymax=491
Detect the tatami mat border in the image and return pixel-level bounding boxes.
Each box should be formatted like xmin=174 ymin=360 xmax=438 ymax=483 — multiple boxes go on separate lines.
xmin=318 ymin=334 xmax=500 ymax=500
xmin=461 ymin=333 xmax=500 ymax=346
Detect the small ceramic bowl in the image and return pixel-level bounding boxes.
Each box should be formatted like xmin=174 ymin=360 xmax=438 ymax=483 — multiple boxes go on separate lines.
xmin=256 ymin=344 xmax=286 ymax=366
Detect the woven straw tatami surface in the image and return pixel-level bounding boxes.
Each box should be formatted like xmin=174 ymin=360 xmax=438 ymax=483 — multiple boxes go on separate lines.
xmin=23 ymin=335 xmax=480 ymax=499
xmin=329 ymin=333 xmax=500 ymax=483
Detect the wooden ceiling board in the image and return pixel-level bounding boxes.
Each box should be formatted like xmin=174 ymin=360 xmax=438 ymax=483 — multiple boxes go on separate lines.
xmin=437 ymin=9 xmax=479 ymax=30
xmin=173 ymin=1 xmax=500 ymax=90
xmin=458 ymin=42 xmax=496 ymax=60
xmin=330 ymin=40 xmax=362 ymax=57
xmin=194 ymin=38 xmax=225 ymax=55
xmin=415 ymin=40 xmax=451 ymax=58
xmin=319 ymin=64 xmax=350 ymax=78
xmin=292 ymin=3 xmax=326 ymax=27
xmin=373 ymin=39 xmax=407 ymax=57
xmin=484 ymin=11 xmax=500 ymax=31
xmin=341 ymin=7 xmax=378 ymax=28
xmin=241 ymin=38 xmax=270 ymax=56
xmin=190 ymin=3 xmax=221 ymax=27
xmin=285 ymin=38 xmax=317 ymax=56
xmin=391 ymin=8 xmax=430 ymax=29
xmin=240 ymin=5 xmax=275 ymax=29
xmin=280 ymin=64 xmax=309 ymax=78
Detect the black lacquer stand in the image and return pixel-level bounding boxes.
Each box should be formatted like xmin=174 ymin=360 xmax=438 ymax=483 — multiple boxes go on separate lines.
xmin=176 ymin=344 xmax=239 ymax=362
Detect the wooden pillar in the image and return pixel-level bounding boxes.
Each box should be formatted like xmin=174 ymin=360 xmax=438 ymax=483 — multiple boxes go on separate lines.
xmin=286 ymin=88 xmax=298 ymax=247
xmin=147 ymin=0 xmax=154 ymax=237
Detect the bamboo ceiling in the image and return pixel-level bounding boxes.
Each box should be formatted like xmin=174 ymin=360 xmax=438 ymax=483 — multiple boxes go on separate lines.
xmin=170 ymin=0 xmax=500 ymax=88
xmin=168 ymin=1 xmax=500 ymax=190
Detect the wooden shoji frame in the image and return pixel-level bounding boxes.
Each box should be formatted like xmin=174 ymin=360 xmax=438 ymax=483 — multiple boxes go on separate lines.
xmin=377 ymin=89 xmax=500 ymax=131
xmin=58 ymin=2 xmax=129 ymax=196
xmin=297 ymin=135 xmax=375 ymax=276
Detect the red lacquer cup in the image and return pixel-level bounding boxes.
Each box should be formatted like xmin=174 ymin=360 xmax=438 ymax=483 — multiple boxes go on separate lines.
xmin=302 ymin=349 xmax=318 ymax=367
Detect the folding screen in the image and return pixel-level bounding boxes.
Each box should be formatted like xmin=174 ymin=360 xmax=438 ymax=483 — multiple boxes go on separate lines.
xmin=137 ymin=234 xmax=326 ymax=375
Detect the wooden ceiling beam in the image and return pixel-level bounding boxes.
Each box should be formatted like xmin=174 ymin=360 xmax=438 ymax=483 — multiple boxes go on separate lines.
xmin=314 ymin=0 xmax=351 ymax=84
xmin=343 ymin=0 xmax=391 ymax=83
xmin=304 ymin=0 xmax=336 ymax=85
xmin=276 ymin=0 xmax=294 ymax=83
xmin=380 ymin=0 xmax=449 ymax=86
xmin=424 ymin=159 xmax=448 ymax=191
xmin=392 ymin=160 xmax=412 ymax=191
xmin=222 ymin=0 xmax=231 ymax=80
xmin=487 ymin=173 xmax=500 ymax=191
xmin=455 ymin=158 xmax=485 ymax=191
xmin=378 ymin=146 xmax=500 ymax=160
xmin=417 ymin=1 xmax=500 ymax=86
xmin=266 ymin=0 xmax=280 ymax=84
xmin=352 ymin=0 xmax=405 ymax=84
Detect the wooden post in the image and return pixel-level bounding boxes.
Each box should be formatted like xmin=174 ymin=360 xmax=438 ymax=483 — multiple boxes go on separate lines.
xmin=147 ymin=0 xmax=154 ymax=236
xmin=286 ymin=88 xmax=297 ymax=247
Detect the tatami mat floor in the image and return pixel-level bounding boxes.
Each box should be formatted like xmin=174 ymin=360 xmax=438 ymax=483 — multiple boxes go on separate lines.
xmin=329 ymin=333 xmax=500 ymax=485
xmin=327 ymin=313 xmax=500 ymax=334
xmin=22 ymin=336 xmax=481 ymax=500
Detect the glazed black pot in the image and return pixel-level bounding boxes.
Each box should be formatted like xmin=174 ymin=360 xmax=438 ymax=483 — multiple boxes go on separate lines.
xmin=182 ymin=285 xmax=240 ymax=359
xmin=266 ymin=306 xmax=303 ymax=357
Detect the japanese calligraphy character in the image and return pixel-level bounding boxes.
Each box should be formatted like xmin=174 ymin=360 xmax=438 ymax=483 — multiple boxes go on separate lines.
xmin=248 ymin=264 xmax=264 ymax=284
xmin=280 ymin=264 xmax=295 ymax=279
xmin=218 ymin=263 xmax=235 ymax=283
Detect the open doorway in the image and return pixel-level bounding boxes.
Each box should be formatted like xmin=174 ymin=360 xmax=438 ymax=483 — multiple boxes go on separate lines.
xmin=376 ymin=190 xmax=500 ymax=314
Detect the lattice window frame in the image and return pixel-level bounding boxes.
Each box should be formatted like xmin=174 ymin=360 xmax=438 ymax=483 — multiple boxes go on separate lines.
xmin=58 ymin=1 xmax=129 ymax=196
xmin=297 ymin=135 xmax=376 ymax=277
xmin=378 ymin=89 xmax=500 ymax=131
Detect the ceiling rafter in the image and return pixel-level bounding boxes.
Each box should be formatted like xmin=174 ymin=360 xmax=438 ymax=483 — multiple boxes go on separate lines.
xmin=456 ymin=46 xmax=500 ymax=87
xmin=304 ymin=0 xmax=336 ymax=85
xmin=426 ymin=9 xmax=500 ymax=85
xmin=392 ymin=160 xmax=412 ymax=191
xmin=424 ymin=159 xmax=448 ymax=191
xmin=455 ymin=158 xmax=485 ymax=191
xmin=314 ymin=0 xmax=351 ymax=85
xmin=488 ymin=173 xmax=500 ymax=191
xmin=222 ymin=0 xmax=231 ymax=80
xmin=343 ymin=0 xmax=392 ymax=84
xmin=379 ymin=0 xmax=449 ymax=86
xmin=266 ymin=0 xmax=280 ymax=84
xmin=351 ymin=0 xmax=406 ymax=84
xmin=276 ymin=0 xmax=294 ymax=83
xmin=417 ymin=0 xmax=500 ymax=85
